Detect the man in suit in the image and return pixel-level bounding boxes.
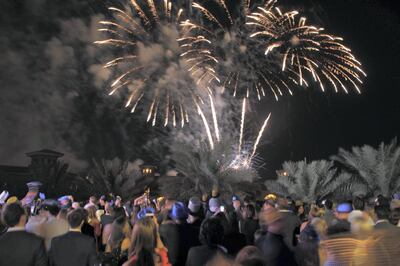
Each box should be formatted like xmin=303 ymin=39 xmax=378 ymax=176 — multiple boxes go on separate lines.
xmin=49 ymin=208 xmax=97 ymax=266
xmin=0 ymin=202 xmax=47 ymax=266
xmin=374 ymin=204 xmax=397 ymax=230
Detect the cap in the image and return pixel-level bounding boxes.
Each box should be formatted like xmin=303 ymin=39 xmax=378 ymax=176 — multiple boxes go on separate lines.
xmin=27 ymin=181 xmax=42 ymax=192
xmin=336 ymin=202 xmax=353 ymax=213
xmin=188 ymin=197 xmax=201 ymax=215
xmin=209 ymin=198 xmax=220 ymax=213
xmin=171 ymin=202 xmax=189 ymax=220
xmin=137 ymin=207 xmax=155 ymax=220
xmin=264 ymin=194 xmax=277 ymax=201
xmin=6 ymin=196 xmax=18 ymax=204
xmin=232 ymin=195 xmax=240 ymax=202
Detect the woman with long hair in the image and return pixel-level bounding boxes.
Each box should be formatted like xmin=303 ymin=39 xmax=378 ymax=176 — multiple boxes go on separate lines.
xmin=123 ymin=216 xmax=170 ymax=266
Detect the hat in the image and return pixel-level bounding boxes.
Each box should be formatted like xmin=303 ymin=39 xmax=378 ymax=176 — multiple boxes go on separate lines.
xmin=27 ymin=181 xmax=42 ymax=192
xmin=171 ymin=202 xmax=189 ymax=220
xmin=232 ymin=195 xmax=240 ymax=202
xmin=336 ymin=202 xmax=353 ymax=213
xmin=390 ymin=199 xmax=400 ymax=210
xmin=58 ymin=195 xmax=70 ymax=202
xmin=6 ymin=196 xmax=18 ymax=204
xmin=137 ymin=207 xmax=155 ymax=220
xmin=188 ymin=197 xmax=201 ymax=215
xmin=209 ymin=198 xmax=220 ymax=213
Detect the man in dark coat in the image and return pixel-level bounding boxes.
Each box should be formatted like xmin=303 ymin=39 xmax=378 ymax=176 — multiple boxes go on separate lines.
xmin=0 ymin=202 xmax=47 ymax=266
xmin=257 ymin=208 xmax=298 ymax=266
xmin=160 ymin=202 xmax=200 ymax=266
xmin=49 ymin=208 xmax=97 ymax=266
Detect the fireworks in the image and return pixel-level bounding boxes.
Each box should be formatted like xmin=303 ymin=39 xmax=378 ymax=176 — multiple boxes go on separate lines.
xmin=182 ymin=0 xmax=365 ymax=100
xmin=247 ymin=2 xmax=366 ymax=93
xmin=95 ymin=0 xmax=217 ymax=127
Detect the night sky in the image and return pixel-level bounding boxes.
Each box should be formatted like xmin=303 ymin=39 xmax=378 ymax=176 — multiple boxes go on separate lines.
xmin=0 ymin=0 xmax=399 ymax=177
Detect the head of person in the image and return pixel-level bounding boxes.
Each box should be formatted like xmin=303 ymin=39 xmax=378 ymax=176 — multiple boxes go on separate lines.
xmin=85 ymin=205 xmax=98 ymax=221
xmin=115 ymin=196 xmax=122 ymax=208
xmin=235 ymin=246 xmax=265 ymax=266
xmin=188 ymin=197 xmax=202 ymax=218
xmin=99 ymin=195 xmax=106 ymax=206
xmin=374 ymin=204 xmax=391 ymax=220
xmin=242 ymin=204 xmax=256 ymax=220
xmin=208 ymin=198 xmax=220 ymax=213
xmin=67 ymin=208 xmax=86 ymax=230
xmin=323 ymin=199 xmax=333 ymax=211
xmin=129 ymin=217 xmax=159 ymax=265
xmin=353 ymin=196 xmax=365 ymax=211
xmin=113 ymin=206 xmax=126 ymax=219
xmin=40 ymin=199 xmax=60 ymax=218
xmin=199 ymin=218 xmax=224 ymax=247
xmin=89 ymin=196 xmax=97 ymax=205
xmin=295 ymin=201 xmax=305 ymax=215
xmin=109 ymin=216 xmax=130 ymax=250
xmin=105 ymin=201 xmax=113 ymax=214
xmin=1 ymin=202 xmax=27 ymax=228
xmin=308 ymin=206 xmax=321 ymax=221
xmin=259 ymin=208 xmax=283 ymax=234
xmin=335 ymin=202 xmax=353 ymax=220
xmin=170 ymin=201 xmax=189 ymax=224
xmin=58 ymin=208 xmax=68 ymax=220
xmin=389 ymin=208 xmax=400 ymax=225
xmin=263 ymin=194 xmax=277 ymax=211
xmin=232 ymin=195 xmax=241 ymax=210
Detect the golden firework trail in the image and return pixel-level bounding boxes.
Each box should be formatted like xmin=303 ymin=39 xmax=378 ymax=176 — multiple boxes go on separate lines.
xmin=196 ymin=101 xmax=214 ymax=150
xmin=95 ymin=0 xmax=217 ymax=127
xmin=238 ymin=97 xmax=246 ymax=154
xmin=251 ymin=113 xmax=271 ymax=159
xmin=209 ymin=94 xmax=220 ymax=142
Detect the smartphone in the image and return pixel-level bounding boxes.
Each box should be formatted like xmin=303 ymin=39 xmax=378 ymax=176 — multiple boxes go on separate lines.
xmin=220 ymin=205 xmax=225 ymax=212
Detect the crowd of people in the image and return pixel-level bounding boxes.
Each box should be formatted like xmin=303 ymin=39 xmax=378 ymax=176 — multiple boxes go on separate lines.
xmin=1 ymin=188 xmax=400 ymax=266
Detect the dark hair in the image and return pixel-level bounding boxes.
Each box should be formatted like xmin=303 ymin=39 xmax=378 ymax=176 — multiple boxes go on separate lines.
xmin=112 ymin=207 xmax=126 ymax=219
xmin=375 ymin=205 xmax=390 ymax=220
xmin=236 ymin=246 xmax=264 ymax=266
xmin=1 ymin=203 xmax=26 ymax=227
xmin=108 ymin=216 xmax=128 ymax=250
xmin=353 ymin=196 xmax=365 ymax=211
xmin=324 ymin=199 xmax=333 ymax=210
xmin=199 ymin=218 xmax=224 ymax=246
xmin=67 ymin=208 xmax=86 ymax=228
xmin=244 ymin=204 xmax=256 ymax=219
xmin=41 ymin=199 xmax=60 ymax=216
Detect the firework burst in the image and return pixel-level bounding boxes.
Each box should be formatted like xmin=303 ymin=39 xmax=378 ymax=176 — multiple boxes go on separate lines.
xmin=247 ymin=1 xmax=366 ymax=93
xmin=183 ymin=0 xmax=366 ymax=101
xmin=95 ymin=0 xmax=217 ymax=127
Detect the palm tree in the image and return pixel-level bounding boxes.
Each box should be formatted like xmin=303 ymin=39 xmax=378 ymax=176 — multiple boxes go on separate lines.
xmin=88 ymin=157 xmax=151 ymax=199
xmin=332 ymin=138 xmax=400 ymax=198
xmin=161 ymin=139 xmax=261 ymax=201
xmin=265 ymin=160 xmax=362 ymax=202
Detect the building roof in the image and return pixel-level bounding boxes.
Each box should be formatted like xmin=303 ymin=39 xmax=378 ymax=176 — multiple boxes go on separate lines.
xmin=26 ymin=149 xmax=64 ymax=158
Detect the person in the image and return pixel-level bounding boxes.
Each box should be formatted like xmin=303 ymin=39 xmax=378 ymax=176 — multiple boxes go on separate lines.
xmin=160 ymin=202 xmax=200 ymax=266
xmin=84 ymin=195 xmax=98 ymax=210
xmin=262 ymin=194 xmax=277 ymax=212
xmin=257 ymin=209 xmax=298 ymax=266
xmin=348 ymin=196 xmax=374 ymax=226
xmin=85 ymin=204 xmax=101 ymax=240
xmin=276 ymin=198 xmax=301 ymax=251
xmin=123 ymin=216 xmax=170 ymax=266
xmin=374 ymin=204 xmax=397 ymax=230
xmin=206 ymin=198 xmax=220 ymax=219
xmin=229 ymin=195 xmax=242 ymax=232
xmin=104 ymin=216 xmax=132 ymax=264
xmin=49 ymin=208 xmax=97 ymax=266
xmin=240 ymin=204 xmax=259 ymax=245
xmin=0 ymin=202 xmax=47 ymax=266
xmin=295 ymin=201 xmax=307 ymax=223
xmin=101 ymin=200 xmax=115 ymax=251
xmin=327 ymin=202 xmax=352 ymax=235
xmin=322 ymin=199 xmax=335 ymax=227
xmin=187 ymin=197 xmax=204 ymax=227
xmin=186 ymin=218 xmax=227 ymax=266
xmin=235 ymin=246 xmax=265 ymax=266
xmin=28 ymin=199 xmax=69 ymax=250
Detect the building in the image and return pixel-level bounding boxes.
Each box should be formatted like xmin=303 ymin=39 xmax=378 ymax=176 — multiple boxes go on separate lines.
xmin=0 ymin=149 xmax=70 ymax=198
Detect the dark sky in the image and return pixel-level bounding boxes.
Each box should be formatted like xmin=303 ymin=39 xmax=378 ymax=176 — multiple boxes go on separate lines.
xmin=258 ymin=0 xmax=400 ymax=176
xmin=0 ymin=0 xmax=399 ymax=177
